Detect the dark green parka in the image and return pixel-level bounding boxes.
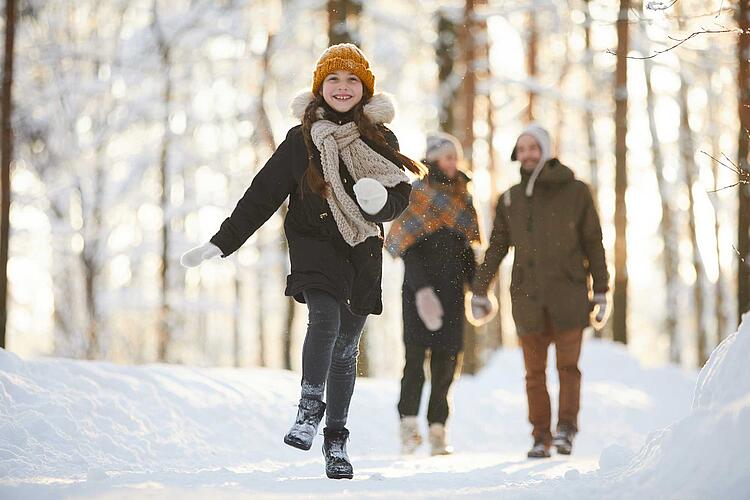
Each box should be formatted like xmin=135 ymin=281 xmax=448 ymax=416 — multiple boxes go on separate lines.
xmin=472 ymin=159 xmax=609 ymax=335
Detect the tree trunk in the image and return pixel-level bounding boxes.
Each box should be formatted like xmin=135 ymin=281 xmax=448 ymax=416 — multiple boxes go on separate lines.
xmin=678 ymin=76 xmax=708 ymax=367
xmin=643 ymin=39 xmax=680 ymax=363
xmin=234 ymin=276 xmax=242 ymax=368
xmin=436 ymin=9 xmax=460 ymax=135
xmin=707 ymin=54 xmax=728 ymax=343
xmin=282 ymin=250 xmax=295 ymax=370
xmin=584 ymin=0 xmax=604 ymax=338
xmin=47 ymin=203 xmax=79 ymax=356
xmin=256 ymin=231 xmax=266 ymax=367
xmin=82 ymin=135 xmax=107 ymax=360
xmin=612 ymin=0 xmax=630 ymax=344
xmin=248 ymin=131 xmax=268 ymax=368
xmin=458 ymin=0 xmax=483 ymax=374
xmin=526 ymin=10 xmax=537 ymax=123
xmin=478 ymin=0 xmax=502 ymax=350
xmin=151 ymin=3 xmax=175 ymax=362
xmin=0 ymin=0 xmax=16 ymax=349
xmin=266 ymin=39 xmax=295 ymax=372
xmin=554 ymin=17 xmax=572 ymax=155
xmin=583 ymin=0 xmax=600 ymax=199
xmin=675 ymin=10 xmax=708 ymax=367
xmin=157 ymin=44 xmax=173 ymax=362
xmin=458 ymin=0 xmax=476 ymax=157
xmin=82 ymin=253 xmax=100 ymax=359
xmin=327 ymin=0 xmax=361 ymax=46
xmin=736 ymin=0 xmax=750 ymax=323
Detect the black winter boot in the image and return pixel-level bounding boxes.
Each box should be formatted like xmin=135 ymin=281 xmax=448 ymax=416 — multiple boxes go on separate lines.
xmin=284 ymin=398 xmax=326 ymax=451
xmin=323 ymin=427 xmax=353 ymax=480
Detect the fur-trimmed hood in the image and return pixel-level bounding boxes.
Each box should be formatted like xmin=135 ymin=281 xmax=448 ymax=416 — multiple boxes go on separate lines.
xmin=289 ymin=91 xmax=396 ymax=124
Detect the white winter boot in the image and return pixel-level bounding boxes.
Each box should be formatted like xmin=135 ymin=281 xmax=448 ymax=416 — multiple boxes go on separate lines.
xmin=429 ymin=423 xmax=453 ymax=456
xmin=400 ymin=416 xmax=423 ymax=455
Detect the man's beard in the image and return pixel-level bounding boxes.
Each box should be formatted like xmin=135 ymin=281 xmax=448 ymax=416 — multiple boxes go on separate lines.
xmin=521 ymin=160 xmax=538 ymax=171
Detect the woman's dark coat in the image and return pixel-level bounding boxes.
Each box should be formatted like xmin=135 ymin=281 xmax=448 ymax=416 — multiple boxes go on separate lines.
xmin=401 ymin=168 xmax=476 ymax=353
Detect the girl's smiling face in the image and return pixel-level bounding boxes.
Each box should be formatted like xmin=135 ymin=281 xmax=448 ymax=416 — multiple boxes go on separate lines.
xmin=321 ymin=70 xmax=364 ymax=113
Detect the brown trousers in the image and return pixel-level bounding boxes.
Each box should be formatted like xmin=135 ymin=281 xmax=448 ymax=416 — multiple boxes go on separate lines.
xmin=518 ymin=312 xmax=583 ymax=444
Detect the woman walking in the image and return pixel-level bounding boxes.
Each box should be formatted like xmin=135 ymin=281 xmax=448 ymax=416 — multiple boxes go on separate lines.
xmin=386 ymin=132 xmax=481 ymax=456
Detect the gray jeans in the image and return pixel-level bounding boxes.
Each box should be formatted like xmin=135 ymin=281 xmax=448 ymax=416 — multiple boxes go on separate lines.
xmin=300 ymin=289 xmax=367 ymax=430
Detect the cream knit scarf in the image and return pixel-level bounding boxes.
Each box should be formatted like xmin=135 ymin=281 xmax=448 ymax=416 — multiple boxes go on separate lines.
xmin=310 ymin=119 xmax=409 ymax=247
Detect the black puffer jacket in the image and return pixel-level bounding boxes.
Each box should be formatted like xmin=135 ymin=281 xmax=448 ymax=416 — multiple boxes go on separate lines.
xmin=210 ymin=101 xmax=411 ymax=316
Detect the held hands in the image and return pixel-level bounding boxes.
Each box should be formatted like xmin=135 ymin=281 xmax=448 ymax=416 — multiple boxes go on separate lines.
xmin=353 ymin=178 xmax=388 ymax=215
xmin=590 ymin=292 xmax=609 ymax=326
xmin=415 ymin=287 xmax=444 ymax=332
xmin=180 ymin=242 xmax=222 ymax=268
xmin=467 ymin=293 xmax=498 ymax=326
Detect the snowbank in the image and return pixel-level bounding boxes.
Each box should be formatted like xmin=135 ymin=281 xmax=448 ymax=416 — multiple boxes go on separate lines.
xmin=601 ymin=316 xmax=750 ymax=499
xmin=2 ymin=332 xmax=737 ymax=499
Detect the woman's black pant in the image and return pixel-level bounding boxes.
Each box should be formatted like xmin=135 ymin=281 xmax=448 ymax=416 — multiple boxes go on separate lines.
xmin=397 ymin=343 xmax=459 ymax=425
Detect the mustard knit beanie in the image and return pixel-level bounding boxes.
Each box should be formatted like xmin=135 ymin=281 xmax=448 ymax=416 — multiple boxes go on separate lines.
xmin=311 ymin=43 xmax=375 ymax=95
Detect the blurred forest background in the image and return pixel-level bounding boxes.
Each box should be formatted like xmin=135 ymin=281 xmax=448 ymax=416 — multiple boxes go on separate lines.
xmin=0 ymin=0 xmax=745 ymax=376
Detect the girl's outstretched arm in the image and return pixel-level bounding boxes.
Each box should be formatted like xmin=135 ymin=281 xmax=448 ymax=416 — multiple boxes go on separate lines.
xmin=210 ymin=128 xmax=300 ymax=257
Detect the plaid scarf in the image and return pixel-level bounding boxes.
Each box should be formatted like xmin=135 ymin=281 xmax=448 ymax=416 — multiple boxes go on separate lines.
xmin=386 ymin=169 xmax=481 ymax=257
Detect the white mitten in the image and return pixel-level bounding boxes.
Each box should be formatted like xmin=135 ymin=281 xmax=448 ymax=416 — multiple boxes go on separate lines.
xmin=353 ymin=177 xmax=388 ymax=215
xmin=180 ymin=242 xmax=222 ymax=268
xmin=591 ymin=292 xmax=608 ymax=325
xmin=415 ymin=287 xmax=444 ymax=332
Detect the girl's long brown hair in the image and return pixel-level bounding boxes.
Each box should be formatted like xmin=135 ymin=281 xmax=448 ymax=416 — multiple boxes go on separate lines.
xmin=300 ymin=90 xmax=427 ymax=197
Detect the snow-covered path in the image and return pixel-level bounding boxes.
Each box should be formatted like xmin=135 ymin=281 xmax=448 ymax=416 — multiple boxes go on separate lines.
xmin=3 ymin=331 xmax=748 ymax=499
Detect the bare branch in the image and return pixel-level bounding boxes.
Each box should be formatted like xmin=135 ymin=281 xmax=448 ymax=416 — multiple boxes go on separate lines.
xmin=701 ymin=150 xmax=750 ymax=192
xmin=708 ymin=182 xmax=740 ymax=193
xmin=646 ymin=1 xmax=679 ymax=11
xmin=607 ymin=27 xmax=739 ymax=60
xmin=733 ymin=245 xmax=746 ymax=264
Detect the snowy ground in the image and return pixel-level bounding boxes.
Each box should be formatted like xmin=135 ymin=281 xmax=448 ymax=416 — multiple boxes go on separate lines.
xmin=1 ymin=323 xmax=749 ymax=499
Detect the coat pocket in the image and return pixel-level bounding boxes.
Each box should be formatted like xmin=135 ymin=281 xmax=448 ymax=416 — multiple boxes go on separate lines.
xmin=564 ymin=255 xmax=587 ymax=284
xmin=349 ymin=237 xmax=383 ymax=315
xmin=287 ymin=235 xmax=337 ymax=275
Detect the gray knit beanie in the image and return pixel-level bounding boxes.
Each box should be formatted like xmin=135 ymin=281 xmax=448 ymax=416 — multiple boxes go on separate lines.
xmin=511 ymin=123 xmax=552 ymax=197
xmin=425 ymin=132 xmax=463 ymax=163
